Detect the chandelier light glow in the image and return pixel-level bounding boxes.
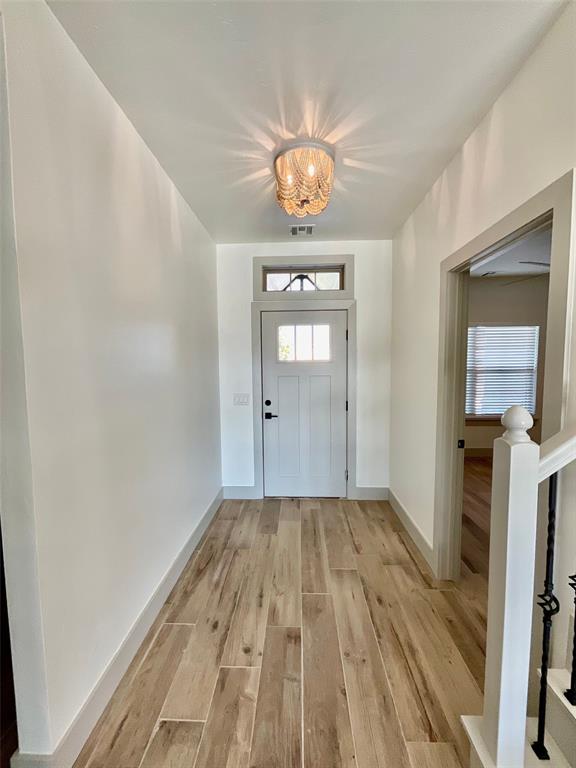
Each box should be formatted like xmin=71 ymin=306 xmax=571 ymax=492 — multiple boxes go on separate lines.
xmin=274 ymin=141 xmax=335 ymax=217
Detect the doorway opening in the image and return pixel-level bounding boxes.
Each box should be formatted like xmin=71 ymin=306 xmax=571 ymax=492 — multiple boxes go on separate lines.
xmin=461 ymin=222 xmax=551 ymax=587
xmin=434 ymin=172 xmax=574 ymax=583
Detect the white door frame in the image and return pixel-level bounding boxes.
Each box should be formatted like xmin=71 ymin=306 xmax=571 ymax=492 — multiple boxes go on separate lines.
xmin=434 ymin=171 xmax=575 ymax=580
xmin=248 ymin=298 xmax=358 ymax=499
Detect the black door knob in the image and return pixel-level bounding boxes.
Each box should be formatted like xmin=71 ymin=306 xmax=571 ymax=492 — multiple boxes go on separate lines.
xmin=264 ymin=412 xmax=278 ymax=420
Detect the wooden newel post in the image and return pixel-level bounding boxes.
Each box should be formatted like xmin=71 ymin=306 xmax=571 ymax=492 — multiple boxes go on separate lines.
xmin=465 ymin=406 xmax=540 ymax=768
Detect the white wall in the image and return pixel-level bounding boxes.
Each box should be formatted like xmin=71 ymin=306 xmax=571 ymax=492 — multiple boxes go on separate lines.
xmin=217 ymin=240 xmax=392 ymax=491
xmin=390 ymin=3 xmax=576 ymax=545
xmin=0 ymin=17 xmax=51 ymax=751
xmin=0 ymin=0 xmax=221 ymax=753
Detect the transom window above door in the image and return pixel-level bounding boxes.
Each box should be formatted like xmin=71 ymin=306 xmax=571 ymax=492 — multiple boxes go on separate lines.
xmin=253 ymin=255 xmax=354 ymax=301
xmin=264 ymin=266 xmax=344 ymax=292
xmin=278 ymin=324 xmax=331 ymax=361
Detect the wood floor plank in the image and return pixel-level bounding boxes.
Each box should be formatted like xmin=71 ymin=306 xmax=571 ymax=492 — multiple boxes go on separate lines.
xmin=357 ymin=558 xmax=451 ymax=743
xmin=162 ymin=550 xmax=248 ymax=720
xmin=345 ymin=501 xmax=410 ymax=563
xmin=194 ymin=667 xmax=260 ymax=768
xmin=268 ymin=505 xmax=301 ymax=626
xmin=222 ymin=534 xmax=276 ymax=666
xmin=72 ymin=604 xmax=172 ymax=768
xmin=359 ymin=560 xmax=482 ymax=761
xmin=366 ymin=501 xmax=405 ymax=532
xmin=461 ymin=525 xmax=489 ymax=578
xmin=218 ymin=500 xmax=244 ymax=520
xmin=302 ymin=594 xmax=356 ymax=768
xmin=258 ymin=499 xmax=280 ymax=534
xmin=74 ymin=498 xmax=488 ymax=768
xmin=330 ymin=568 xmax=411 ymax=768
xmin=426 ymin=589 xmax=486 ymax=689
xmin=461 ymin=458 xmax=491 ymax=594
xmin=140 ymin=721 xmax=204 ymax=768
xmin=392 ymin=574 xmax=483 ymax=763
xmin=88 ymin=624 xmax=192 ymax=768
xmin=320 ymin=500 xmax=356 ymax=569
xmin=249 ymin=626 xmax=302 ymax=768
xmin=166 ymin=520 xmax=234 ymax=623
xmin=406 ymin=742 xmax=462 ymax=768
xmin=301 ymin=500 xmax=330 ymax=593
xmin=397 ymin=531 xmax=454 ymax=591
xmin=280 ymin=497 xmax=301 ymax=522
xmin=458 ymin=566 xmax=488 ymax=625
xmin=228 ymin=500 xmax=262 ymax=549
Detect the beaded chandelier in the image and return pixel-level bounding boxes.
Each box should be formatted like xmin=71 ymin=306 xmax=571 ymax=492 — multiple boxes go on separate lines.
xmin=274 ymin=141 xmax=335 ymax=217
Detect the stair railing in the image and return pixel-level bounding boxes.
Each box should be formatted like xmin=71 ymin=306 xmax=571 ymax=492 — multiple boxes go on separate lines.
xmin=566 ymin=574 xmax=576 ymax=706
xmin=462 ymin=405 xmax=576 ymax=768
xmin=531 ymin=470 xmax=561 ymax=759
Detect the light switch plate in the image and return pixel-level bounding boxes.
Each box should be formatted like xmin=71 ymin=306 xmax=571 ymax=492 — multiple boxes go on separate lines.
xmin=233 ymin=393 xmax=250 ymax=406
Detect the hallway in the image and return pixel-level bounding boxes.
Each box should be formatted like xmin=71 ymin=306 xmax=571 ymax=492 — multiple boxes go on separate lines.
xmin=74 ymin=499 xmax=486 ymax=768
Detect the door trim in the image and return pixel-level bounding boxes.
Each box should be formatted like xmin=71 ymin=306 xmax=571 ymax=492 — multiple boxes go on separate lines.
xmin=249 ymin=298 xmax=357 ymax=499
xmin=434 ymin=171 xmax=575 ymax=580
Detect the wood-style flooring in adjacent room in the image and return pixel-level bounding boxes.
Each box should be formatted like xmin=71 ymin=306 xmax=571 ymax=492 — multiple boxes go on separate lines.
xmin=74 ymin=498 xmax=487 ymax=768
xmin=462 ymin=457 xmax=492 ymax=585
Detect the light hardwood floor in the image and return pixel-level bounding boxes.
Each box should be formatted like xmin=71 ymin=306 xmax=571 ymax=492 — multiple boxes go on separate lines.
xmin=462 ymin=457 xmax=492 ymax=586
xmin=74 ymin=499 xmax=487 ymax=768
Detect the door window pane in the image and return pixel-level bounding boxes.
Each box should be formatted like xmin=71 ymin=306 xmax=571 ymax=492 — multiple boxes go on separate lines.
xmin=278 ymin=325 xmax=295 ymax=361
xmin=296 ymin=325 xmax=313 ymax=360
xmin=313 ymin=325 xmax=330 ymax=360
xmin=278 ymin=324 xmax=332 ymax=362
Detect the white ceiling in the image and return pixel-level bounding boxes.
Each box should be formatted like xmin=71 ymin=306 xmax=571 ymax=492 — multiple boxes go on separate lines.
xmin=470 ymin=225 xmax=552 ymax=277
xmin=48 ymin=0 xmax=564 ymax=243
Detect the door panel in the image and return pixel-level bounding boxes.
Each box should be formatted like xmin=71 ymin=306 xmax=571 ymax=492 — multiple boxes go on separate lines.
xmin=309 ymin=376 xmax=331 ymax=477
xmin=278 ymin=376 xmax=300 ymax=475
xmin=262 ymin=310 xmax=347 ymax=497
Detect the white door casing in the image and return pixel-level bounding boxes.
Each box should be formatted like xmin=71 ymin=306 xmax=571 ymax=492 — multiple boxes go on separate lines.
xmin=261 ymin=309 xmax=347 ymax=497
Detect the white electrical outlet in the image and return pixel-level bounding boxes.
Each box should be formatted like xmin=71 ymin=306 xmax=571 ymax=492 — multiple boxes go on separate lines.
xmin=233 ymin=393 xmax=250 ymax=406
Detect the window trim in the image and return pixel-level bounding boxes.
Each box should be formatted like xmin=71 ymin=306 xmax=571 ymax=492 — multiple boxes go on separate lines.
xmin=263 ymin=265 xmax=345 ymax=293
xmin=253 ymin=254 xmax=354 ymax=301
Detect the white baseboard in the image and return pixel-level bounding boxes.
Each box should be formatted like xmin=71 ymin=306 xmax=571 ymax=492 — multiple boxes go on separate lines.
xmin=223 ymin=485 xmax=261 ymax=499
xmin=388 ymin=489 xmax=435 ymax=572
xmin=348 ymin=485 xmax=389 ymax=500
xmin=223 ymin=486 xmax=389 ymax=501
xmin=11 ymin=489 xmax=223 ymax=768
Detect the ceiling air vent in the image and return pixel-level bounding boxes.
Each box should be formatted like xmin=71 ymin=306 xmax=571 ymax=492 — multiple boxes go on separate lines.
xmin=290 ymin=224 xmax=315 ymax=237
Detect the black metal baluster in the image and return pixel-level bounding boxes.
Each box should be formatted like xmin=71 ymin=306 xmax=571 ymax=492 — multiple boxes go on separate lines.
xmin=532 ymin=472 xmax=561 ymax=760
xmin=565 ymin=574 xmax=576 ymax=706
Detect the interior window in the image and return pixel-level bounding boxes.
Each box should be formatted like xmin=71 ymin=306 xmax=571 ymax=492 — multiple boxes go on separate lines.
xmin=466 ymin=325 xmax=540 ymax=416
xmin=278 ymin=324 xmax=331 ymax=362
xmin=265 ymin=266 xmax=344 ymax=292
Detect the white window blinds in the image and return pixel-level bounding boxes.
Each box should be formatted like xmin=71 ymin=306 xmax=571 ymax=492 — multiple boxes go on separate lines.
xmin=466 ymin=326 xmax=540 ymax=416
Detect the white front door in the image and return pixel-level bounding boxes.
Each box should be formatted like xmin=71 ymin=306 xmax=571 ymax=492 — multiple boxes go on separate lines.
xmin=262 ymin=310 xmax=347 ymax=497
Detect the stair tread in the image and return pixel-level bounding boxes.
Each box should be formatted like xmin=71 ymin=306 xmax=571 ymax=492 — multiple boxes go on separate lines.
xmin=462 ymin=715 xmax=572 ymax=768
